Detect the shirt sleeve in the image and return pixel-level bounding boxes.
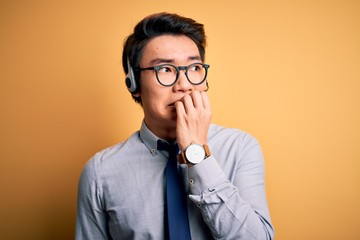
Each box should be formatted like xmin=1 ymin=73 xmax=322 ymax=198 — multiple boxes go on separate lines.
xmin=75 ymin=156 xmax=110 ymax=240
xmin=188 ymin=138 xmax=274 ymax=240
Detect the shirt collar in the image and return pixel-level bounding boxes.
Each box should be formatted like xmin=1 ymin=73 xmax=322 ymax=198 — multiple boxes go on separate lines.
xmin=140 ymin=120 xmax=174 ymax=157
xmin=140 ymin=120 xmax=181 ymax=159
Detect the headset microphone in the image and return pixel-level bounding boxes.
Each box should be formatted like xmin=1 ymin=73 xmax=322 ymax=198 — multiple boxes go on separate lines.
xmin=125 ymin=59 xmax=137 ymax=93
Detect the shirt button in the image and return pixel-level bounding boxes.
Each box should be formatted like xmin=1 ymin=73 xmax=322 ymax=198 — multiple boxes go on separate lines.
xmin=190 ymin=179 xmax=194 ymax=185
xmin=150 ymin=149 xmax=156 ymax=156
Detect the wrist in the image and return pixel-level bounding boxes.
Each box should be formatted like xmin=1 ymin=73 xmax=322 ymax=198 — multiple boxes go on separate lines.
xmin=177 ymin=143 xmax=211 ymax=165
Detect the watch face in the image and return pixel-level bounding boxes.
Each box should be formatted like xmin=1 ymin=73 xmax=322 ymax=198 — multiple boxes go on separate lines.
xmin=185 ymin=144 xmax=205 ymax=164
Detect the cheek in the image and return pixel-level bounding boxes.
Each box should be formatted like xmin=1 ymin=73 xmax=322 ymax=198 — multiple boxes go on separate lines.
xmin=194 ymin=82 xmax=208 ymax=91
xmin=140 ymin=87 xmax=169 ymax=108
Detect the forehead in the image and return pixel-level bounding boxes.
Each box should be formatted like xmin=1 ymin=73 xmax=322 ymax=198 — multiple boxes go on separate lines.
xmin=140 ymin=35 xmax=200 ymax=65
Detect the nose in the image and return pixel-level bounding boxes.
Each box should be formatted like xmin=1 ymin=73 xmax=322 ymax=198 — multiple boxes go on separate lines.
xmin=173 ymin=69 xmax=193 ymax=93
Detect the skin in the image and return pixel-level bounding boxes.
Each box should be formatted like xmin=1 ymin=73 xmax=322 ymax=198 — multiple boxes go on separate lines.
xmin=133 ymin=34 xmax=212 ymax=152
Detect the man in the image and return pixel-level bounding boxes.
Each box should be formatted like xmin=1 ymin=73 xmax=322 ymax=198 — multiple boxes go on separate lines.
xmin=76 ymin=12 xmax=274 ymax=239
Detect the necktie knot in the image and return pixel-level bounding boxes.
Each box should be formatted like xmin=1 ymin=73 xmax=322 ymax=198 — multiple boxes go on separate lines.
xmin=157 ymin=140 xmax=179 ymax=157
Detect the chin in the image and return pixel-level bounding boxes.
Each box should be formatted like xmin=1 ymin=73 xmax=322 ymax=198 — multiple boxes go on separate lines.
xmin=169 ymin=110 xmax=177 ymax=121
xmin=162 ymin=112 xmax=175 ymax=123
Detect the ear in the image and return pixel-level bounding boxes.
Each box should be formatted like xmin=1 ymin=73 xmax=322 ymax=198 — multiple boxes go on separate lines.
xmin=132 ymin=92 xmax=141 ymax=97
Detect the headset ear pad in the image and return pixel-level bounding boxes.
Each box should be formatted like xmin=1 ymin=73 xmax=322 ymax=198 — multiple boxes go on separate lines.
xmin=125 ymin=59 xmax=138 ymax=93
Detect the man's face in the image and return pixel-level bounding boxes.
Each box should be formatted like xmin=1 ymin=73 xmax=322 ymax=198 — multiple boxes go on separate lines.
xmin=135 ymin=34 xmax=207 ymax=139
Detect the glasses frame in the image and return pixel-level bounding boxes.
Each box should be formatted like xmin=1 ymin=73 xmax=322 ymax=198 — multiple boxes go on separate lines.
xmin=135 ymin=62 xmax=210 ymax=87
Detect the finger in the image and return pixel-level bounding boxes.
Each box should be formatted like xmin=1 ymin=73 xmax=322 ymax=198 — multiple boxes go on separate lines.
xmin=181 ymin=94 xmax=195 ymax=114
xmin=200 ymin=91 xmax=211 ymax=110
xmin=190 ymin=90 xmax=204 ymax=109
xmin=174 ymin=100 xmax=186 ymax=119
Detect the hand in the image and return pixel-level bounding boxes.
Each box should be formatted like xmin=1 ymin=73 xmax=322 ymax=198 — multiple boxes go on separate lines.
xmin=174 ymin=90 xmax=211 ymax=151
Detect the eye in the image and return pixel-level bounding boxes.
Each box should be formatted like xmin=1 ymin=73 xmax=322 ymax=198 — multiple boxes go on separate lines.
xmin=189 ymin=64 xmax=202 ymax=72
xmin=158 ymin=65 xmax=174 ymax=73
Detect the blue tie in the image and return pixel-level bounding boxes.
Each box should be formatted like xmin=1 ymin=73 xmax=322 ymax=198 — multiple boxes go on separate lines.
xmin=157 ymin=140 xmax=191 ymax=240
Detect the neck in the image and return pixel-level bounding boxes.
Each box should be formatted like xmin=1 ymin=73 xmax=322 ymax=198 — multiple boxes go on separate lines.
xmin=144 ymin=119 xmax=177 ymax=142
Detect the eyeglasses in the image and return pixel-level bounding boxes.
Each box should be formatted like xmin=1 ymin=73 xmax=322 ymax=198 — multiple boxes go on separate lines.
xmin=135 ymin=62 xmax=210 ymax=87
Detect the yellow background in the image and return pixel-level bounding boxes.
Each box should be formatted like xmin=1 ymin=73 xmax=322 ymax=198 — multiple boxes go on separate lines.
xmin=1 ymin=0 xmax=359 ymax=239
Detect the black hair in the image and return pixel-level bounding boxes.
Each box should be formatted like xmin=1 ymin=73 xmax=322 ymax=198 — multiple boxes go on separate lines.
xmin=122 ymin=12 xmax=207 ymax=103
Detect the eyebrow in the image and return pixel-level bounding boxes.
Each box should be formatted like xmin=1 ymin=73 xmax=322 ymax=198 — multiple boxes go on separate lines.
xmin=149 ymin=56 xmax=201 ymax=65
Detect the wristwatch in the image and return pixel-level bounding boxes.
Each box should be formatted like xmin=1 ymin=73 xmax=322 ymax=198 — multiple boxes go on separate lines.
xmin=178 ymin=144 xmax=211 ymax=164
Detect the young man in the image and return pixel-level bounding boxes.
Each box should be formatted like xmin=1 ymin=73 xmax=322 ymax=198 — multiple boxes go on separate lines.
xmin=76 ymin=12 xmax=274 ymax=240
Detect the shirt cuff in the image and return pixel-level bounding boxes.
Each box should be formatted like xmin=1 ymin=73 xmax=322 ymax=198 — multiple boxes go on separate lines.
xmin=188 ymin=156 xmax=227 ymax=195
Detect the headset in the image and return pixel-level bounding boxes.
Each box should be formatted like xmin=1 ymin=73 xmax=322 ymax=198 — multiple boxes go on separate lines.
xmin=125 ymin=59 xmax=138 ymax=93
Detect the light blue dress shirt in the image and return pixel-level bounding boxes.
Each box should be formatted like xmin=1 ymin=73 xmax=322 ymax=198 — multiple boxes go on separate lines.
xmin=76 ymin=121 xmax=274 ymax=239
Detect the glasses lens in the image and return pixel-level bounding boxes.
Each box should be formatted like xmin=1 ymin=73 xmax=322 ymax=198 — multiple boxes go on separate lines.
xmin=187 ymin=63 xmax=207 ymax=84
xmin=156 ymin=64 xmax=178 ymax=86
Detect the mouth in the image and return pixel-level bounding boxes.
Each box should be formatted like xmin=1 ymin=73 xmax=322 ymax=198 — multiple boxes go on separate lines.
xmin=168 ymin=101 xmax=177 ymax=107
xmin=168 ymin=98 xmax=183 ymax=108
